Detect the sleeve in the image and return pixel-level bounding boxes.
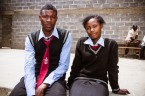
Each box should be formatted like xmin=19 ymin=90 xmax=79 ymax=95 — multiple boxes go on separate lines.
xmin=43 ymin=33 xmax=72 ymax=86
xmin=125 ymin=30 xmax=132 ymax=41
xmin=107 ymin=40 xmax=120 ymax=91
xmin=136 ymin=30 xmax=139 ymax=35
xmin=24 ymin=36 xmax=36 ymax=96
xmin=67 ymin=38 xmax=83 ymax=88
xmin=128 ymin=30 xmax=133 ymax=38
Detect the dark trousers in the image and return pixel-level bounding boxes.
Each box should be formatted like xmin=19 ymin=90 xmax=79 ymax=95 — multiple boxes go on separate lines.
xmin=10 ymin=77 xmax=67 ymax=96
xmin=140 ymin=46 xmax=145 ymax=59
xmin=125 ymin=40 xmax=141 ymax=55
xmin=69 ymin=79 xmax=109 ymax=96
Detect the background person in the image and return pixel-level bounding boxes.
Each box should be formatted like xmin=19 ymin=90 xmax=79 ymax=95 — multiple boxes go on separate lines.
xmin=125 ymin=25 xmax=141 ymax=55
xmin=140 ymin=35 xmax=145 ymax=59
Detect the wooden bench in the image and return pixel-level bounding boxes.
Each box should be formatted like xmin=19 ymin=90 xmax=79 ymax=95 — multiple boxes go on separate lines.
xmin=118 ymin=46 xmax=141 ymax=59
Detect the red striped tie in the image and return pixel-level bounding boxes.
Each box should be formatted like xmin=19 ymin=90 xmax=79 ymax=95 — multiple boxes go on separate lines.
xmin=36 ymin=36 xmax=54 ymax=88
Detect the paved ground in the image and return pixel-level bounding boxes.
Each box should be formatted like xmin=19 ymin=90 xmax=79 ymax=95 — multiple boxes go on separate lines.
xmin=0 ymin=48 xmax=145 ymax=96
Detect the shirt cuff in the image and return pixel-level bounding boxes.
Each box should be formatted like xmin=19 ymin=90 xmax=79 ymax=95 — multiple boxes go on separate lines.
xmin=26 ymin=88 xmax=35 ymax=96
xmin=112 ymin=88 xmax=120 ymax=93
xmin=43 ymin=78 xmax=55 ymax=87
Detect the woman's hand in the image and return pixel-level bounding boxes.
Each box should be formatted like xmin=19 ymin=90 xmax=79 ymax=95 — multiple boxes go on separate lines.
xmin=113 ymin=89 xmax=130 ymax=95
xmin=36 ymin=83 xmax=48 ymax=96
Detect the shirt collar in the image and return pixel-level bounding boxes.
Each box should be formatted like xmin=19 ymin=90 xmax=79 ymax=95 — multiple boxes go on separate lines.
xmin=38 ymin=27 xmax=59 ymax=41
xmin=84 ymin=36 xmax=105 ymax=47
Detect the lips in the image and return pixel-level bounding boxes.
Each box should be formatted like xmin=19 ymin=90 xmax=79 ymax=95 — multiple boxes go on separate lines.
xmin=91 ymin=33 xmax=97 ymax=36
xmin=45 ymin=24 xmax=52 ymax=28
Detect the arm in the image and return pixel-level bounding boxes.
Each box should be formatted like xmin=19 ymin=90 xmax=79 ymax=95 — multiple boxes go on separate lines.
xmin=67 ymin=38 xmax=83 ymax=88
xmin=107 ymin=40 xmax=119 ymax=91
xmin=42 ymin=33 xmax=72 ymax=86
xmin=24 ymin=36 xmax=36 ymax=96
xmin=135 ymin=35 xmax=138 ymax=39
xmin=107 ymin=40 xmax=130 ymax=95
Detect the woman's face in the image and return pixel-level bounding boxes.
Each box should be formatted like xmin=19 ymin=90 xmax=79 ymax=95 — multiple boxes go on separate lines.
xmin=85 ymin=18 xmax=103 ymax=40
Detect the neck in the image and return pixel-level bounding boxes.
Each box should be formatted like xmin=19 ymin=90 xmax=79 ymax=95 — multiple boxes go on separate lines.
xmin=92 ymin=36 xmax=101 ymax=45
xmin=42 ymin=28 xmax=53 ymax=37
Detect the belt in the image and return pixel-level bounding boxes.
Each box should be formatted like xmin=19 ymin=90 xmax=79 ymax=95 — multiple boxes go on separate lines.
xmin=75 ymin=77 xmax=108 ymax=88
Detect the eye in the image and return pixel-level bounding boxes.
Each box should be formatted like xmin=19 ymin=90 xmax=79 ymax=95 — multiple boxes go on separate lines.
xmin=86 ymin=27 xmax=90 ymax=30
xmin=93 ymin=24 xmax=97 ymax=28
xmin=52 ymin=16 xmax=56 ymax=19
xmin=41 ymin=15 xmax=47 ymax=19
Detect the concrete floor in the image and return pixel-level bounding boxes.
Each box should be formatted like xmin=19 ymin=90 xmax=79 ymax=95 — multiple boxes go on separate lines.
xmin=0 ymin=49 xmax=145 ymax=96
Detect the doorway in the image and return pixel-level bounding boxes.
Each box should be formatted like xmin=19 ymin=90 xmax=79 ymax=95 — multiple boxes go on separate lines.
xmin=2 ymin=15 xmax=12 ymax=48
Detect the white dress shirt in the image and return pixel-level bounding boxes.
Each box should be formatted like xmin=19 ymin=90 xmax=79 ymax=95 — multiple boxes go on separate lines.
xmin=125 ymin=29 xmax=138 ymax=41
xmin=141 ymin=36 xmax=145 ymax=46
xmin=84 ymin=36 xmax=105 ymax=47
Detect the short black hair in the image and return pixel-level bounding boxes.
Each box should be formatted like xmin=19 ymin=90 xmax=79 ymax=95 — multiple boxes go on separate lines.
xmin=132 ymin=25 xmax=138 ymax=31
xmin=40 ymin=3 xmax=57 ymax=15
xmin=133 ymin=25 xmax=138 ymax=29
xmin=82 ymin=15 xmax=105 ymax=29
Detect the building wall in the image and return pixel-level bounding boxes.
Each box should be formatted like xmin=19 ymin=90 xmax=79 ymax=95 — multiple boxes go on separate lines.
xmin=0 ymin=0 xmax=145 ymax=52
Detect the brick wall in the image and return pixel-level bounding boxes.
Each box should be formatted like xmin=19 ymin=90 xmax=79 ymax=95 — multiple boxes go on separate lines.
xmin=0 ymin=0 xmax=145 ymax=52
xmin=12 ymin=14 xmax=40 ymax=48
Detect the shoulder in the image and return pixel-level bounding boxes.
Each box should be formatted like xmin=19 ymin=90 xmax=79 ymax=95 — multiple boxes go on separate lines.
xmin=104 ymin=38 xmax=118 ymax=46
xmin=57 ymin=28 xmax=68 ymax=35
xmin=78 ymin=37 xmax=88 ymax=43
xmin=27 ymin=30 xmax=40 ymax=46
xmin=75 ymin=37 xmax=88 ymax=47
xmin=28 ymin=30 xmax=40 ymax=37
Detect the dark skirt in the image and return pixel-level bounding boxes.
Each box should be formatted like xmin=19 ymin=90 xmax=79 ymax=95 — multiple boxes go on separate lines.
xmin=69 ymin=78 xmax=109 ymax=96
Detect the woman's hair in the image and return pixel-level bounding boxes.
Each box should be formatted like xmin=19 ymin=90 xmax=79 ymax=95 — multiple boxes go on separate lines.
xmin=82 ymin=15 xmax=105 ymax=29
xmin=40 ymin=3 xmax=57 ymax=15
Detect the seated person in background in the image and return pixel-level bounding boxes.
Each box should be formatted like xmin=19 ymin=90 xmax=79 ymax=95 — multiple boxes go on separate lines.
xmin=125 ymin=25 xmax=141 ymax=55
xmin=140 ymin=35 xmax=145 ymax=59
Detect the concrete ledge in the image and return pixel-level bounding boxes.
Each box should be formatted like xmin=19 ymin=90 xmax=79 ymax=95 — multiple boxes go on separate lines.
xmin=0 ymin=49 xmax=145 ymax=96
xmin=0 ymin=87 xmax=11 ymax=96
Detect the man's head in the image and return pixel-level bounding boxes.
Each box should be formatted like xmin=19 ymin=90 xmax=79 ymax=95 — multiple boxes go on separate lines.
xmin=39 ymin=4 xmax=57 ymax=33
xmin=132 ymin=25 xmax=138 ymax=31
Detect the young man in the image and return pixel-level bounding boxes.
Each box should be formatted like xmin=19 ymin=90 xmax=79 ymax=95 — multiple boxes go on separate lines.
xmin=10 ymin=4 xmax=71 ymax=96
xmin=67 ymin=15 xmax=130 ymax=96
xmin=125 ymin=25 xmax=140 ymax=55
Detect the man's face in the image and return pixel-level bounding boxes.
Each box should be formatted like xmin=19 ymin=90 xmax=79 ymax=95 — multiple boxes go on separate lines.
xmin=133 ymin=26 xmax=137 ymax=31
xmin=39 ymin=10 xmax=57 ymax=32
xmin=85 ymin=18 xmax=102 ymax=40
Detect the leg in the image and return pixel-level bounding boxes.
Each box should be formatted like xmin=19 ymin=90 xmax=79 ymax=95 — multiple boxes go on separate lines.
xmin=70 ymin=79 xmax=109 ymax=96
xmin=125 ymin=41 xmax=130 ymax=55
xmin=44 ymin=80 xmax=66 ymax=96
xmin=9 ymin=77 xmax=27 ymax=96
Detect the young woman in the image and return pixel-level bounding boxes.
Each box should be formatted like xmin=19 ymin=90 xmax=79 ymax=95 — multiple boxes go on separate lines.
xmin=67 ymin=15 xmax=130 ymax=96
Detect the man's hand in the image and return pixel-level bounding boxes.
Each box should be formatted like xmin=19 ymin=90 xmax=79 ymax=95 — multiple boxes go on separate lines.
xmin=36 ymin=83 xmax=48 ymax=96
xmin=130 ymin=37 xmax=134 ymax=42
xmin=113 ymin=89 xmax=130 ymax=95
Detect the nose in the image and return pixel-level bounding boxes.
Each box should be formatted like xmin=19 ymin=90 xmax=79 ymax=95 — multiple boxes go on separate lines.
xmin=46 ymin=17 xmax=51 ymax=22
xmin=90 ymin=28 xmax=94 ymax=32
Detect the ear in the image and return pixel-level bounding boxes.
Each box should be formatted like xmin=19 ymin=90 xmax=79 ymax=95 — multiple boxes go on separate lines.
xmin=39 ymin=15 xmax=41 ymax=21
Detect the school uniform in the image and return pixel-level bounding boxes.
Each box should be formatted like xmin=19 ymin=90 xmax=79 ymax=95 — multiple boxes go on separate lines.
xmin=10 ymin=27 xmax=72 ymax=96
xmin=67 ymin=36 xmax=120 ymax=96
